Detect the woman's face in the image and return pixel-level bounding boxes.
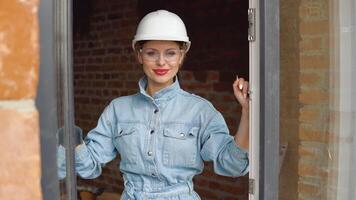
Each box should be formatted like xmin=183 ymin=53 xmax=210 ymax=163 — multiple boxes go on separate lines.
xmin=137 ymin=40 xmax=185 ymax=88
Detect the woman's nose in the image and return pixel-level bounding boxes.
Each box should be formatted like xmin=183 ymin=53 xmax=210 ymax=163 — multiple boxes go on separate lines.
xmin=156 ymin=54 xmax=166 ymax=66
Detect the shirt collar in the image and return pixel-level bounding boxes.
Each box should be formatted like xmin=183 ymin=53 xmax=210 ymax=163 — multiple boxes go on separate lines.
xmin=138 ymin=76 xmax=181 ymax=101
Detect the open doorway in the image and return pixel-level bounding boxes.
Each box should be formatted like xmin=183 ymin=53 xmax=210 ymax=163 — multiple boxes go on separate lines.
xmin=58 ymin=0 xmax=249 ymax=199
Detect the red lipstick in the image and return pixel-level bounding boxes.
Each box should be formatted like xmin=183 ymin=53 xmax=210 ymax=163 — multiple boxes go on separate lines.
xmin=153 ymin=69 xmax=169 ymax=76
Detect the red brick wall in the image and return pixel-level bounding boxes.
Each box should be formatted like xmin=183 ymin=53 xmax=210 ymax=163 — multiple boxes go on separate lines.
xmin=73 ymin=0 xmax=140 ymax=193
xmin=297 ymin=0 xmax=331 ymax=199
xmin=137 ymin=0 xmax=249 ymax=79
xmin=279 ymin=0 xmax=331 ymax=199
xmin=73 ymin=0 xmax=249 ymax=199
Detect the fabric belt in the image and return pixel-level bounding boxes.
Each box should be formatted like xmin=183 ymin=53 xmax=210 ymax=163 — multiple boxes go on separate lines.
xmin=123 ymin=180 xmax=194 ymax=200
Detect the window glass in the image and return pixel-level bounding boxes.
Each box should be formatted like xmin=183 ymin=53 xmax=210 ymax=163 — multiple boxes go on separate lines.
xmin=279 ymin=0 xmax=356 ymax=199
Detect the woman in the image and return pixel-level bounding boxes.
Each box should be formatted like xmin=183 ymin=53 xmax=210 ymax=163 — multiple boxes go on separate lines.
xmin=58 ymin=10 xmax=249 ymax=200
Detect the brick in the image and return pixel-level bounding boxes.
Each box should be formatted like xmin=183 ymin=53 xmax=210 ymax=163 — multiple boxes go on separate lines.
xmin=201 ymin=168 xmax=215 ymax=178
xmin=299 ymin=3 xmax=324 ymax=20
xmin=0 ymin=108 xmax=41 ymax=200
xmin=298 ymin=183 xmax=320 ymax=196
xmin=300 ymin=37 xmax=323 ymax=52
xmin=206 ymin=71 xmax=220 ymax=82
xmin=300 ymin=55 xmax=329 ymax=69
xmin=298 ymin=164 xmax=318 ymax=177
xmin=299 ymin=107 xmax=320 ymax=122
xmin=219 ymin=182 xmax=247 ymax=194
xmin=298 ymin=146 xmax=318 ymax=158
xmin=0 ymin=1 xmax=39 ymax=99
xmin=195 ymin=188 xmax=218 ymax=199
xmin=299 ymin=20 xmax=329 ymax=35
xmin=222 ymin=94 xmax=236 ymax=102
xmin=299 ymin=127 xmax=329 ymax=142
xmin=193 ymin=178 xmax=209 ymax=187
xmin=189 ymin=82 xmax=213 ymax=91
xmin=213 ymin=82 xmax=232 ymax=92
xmin=299 ymin=90 xmax=328 ymax=104
xmin=299 ymin=72 xmax=320 ymax=86
xmin=180 ymin=71 xmax=194 ymax=81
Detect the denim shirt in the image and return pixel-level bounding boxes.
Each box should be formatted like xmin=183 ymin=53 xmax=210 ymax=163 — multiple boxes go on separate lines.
xmin=58 ymin=76 xmax=249 ymax=200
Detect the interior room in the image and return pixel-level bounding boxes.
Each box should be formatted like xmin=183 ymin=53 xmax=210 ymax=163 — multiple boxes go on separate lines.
xmin=67 ymin=0 xmax=249 ymax=199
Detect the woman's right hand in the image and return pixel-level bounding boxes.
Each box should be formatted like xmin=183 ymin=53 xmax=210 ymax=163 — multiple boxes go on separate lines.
xmin=233 ymin=75 xmax=249 ymax=110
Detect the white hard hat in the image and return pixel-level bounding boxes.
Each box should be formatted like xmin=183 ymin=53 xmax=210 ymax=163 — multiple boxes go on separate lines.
xmin=132 ymin=10 xmax=191 ymax=52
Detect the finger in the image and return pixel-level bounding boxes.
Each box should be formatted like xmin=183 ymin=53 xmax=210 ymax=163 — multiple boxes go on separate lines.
xmin=235 ymin=76 xmax=241 ymax=89
xmin=238 ymin=78 xmax=245 ymax=90
xmin=233 ymin=81 xmax=240 ymax=94
xmin=233 ymin=80 xmax=242 ymax=97
xmin=243 ymin=81 xmax=249 ymax=98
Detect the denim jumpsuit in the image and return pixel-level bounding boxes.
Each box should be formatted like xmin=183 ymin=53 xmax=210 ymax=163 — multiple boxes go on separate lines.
xmin=58 ymin=76 xmax=249 ymax=200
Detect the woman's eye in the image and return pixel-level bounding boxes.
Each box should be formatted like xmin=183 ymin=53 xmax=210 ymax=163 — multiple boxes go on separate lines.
xmin=145 ymin=51 xmax=156 ymax=56
xmin=166 ymin=51 xmax=177 ymax=57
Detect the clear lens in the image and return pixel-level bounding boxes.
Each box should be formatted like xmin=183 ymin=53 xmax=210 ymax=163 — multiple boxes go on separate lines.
xmin=140 ymin=48 xmax=182 ymax=62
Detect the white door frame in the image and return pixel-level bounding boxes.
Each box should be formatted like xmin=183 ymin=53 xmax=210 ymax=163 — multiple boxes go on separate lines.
xmin=248 ymin=0 xmax=260 ymax=199
xmin=249 ymin=0 xmax=280 ymax=200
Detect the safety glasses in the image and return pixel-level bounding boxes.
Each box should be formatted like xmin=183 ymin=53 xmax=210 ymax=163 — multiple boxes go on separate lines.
xmin=139 ymin=48 xmax=184 ymax=62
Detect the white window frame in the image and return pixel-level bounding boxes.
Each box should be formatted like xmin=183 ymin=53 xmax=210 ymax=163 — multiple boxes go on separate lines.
xmin=330 ymin=0 xmax=356 ymax=199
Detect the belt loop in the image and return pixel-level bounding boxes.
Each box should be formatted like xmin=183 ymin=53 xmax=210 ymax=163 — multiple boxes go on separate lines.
xmin=133 ymin=191 xmax=145 ymax=200
xmin=124 ymin=180 xmax=136 ymax=200
xmin=187 ymin=181 xmax=193 ymax=194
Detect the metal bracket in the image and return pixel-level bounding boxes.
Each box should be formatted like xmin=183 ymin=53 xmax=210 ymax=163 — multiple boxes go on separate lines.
xmin=248 ymin=90 xmax=252 ymax=101
xmin=248 ymin=8 xmax=256 ymax=42
xmin=249 ymin=178 xmax=255 ymax=194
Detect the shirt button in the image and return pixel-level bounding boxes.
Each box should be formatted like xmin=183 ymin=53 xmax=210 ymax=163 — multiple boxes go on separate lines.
xmin=147 ymin=151 xmax=153 ymax=156
xmin=180 ymin=133 xmax=185 ymax=137
xmin=154 ymin=109 xmax=158 ymax=114
xmin=150 ymin=130 xmax=154 ymax=134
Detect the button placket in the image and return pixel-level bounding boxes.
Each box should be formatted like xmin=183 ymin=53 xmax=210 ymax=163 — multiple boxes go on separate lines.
xmin=146 ymin=104 xmax=158 ymax=160
xmin=144 ymin=103 xmax=161 ymax=181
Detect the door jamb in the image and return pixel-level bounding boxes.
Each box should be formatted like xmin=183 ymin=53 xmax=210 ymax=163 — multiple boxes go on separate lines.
xmin=259 ymin=0 xmax=280 ymax=199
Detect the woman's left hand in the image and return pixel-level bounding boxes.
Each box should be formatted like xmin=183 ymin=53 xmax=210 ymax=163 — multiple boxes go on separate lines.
xmin=233 ymin=75 xmax=249 ymax=109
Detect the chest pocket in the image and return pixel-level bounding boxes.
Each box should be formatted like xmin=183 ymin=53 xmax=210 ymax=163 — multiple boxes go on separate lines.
xmin=113 ymin=124 xmax=139 ymax=165
xmin=162 ymin=125 xmax=199 ymax=168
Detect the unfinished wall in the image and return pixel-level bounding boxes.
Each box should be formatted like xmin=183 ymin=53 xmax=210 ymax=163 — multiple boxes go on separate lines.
xmin=0 ymin=0 xmax=41 ymax=200
xmin=73 ymin=0 xmax=139 ymax=193
xmin=298 ymin=0 xmax=330 ymax=199
xmin=73 ymin=0 xmax=249 ymax=199
xmin=280 ymin=0 xmax=331 ymax=199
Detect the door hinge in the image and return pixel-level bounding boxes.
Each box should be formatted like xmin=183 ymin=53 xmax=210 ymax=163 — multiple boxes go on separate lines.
xmin=248 ymin=8 xmax=256 ymax=42
xmin=249 ymin=178 xmax=255 ymax=194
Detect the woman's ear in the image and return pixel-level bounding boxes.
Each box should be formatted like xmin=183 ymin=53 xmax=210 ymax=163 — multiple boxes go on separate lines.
xmin=136 ymin=50 xmax=143 ymax=65
xmin=178 ymin=52 xmax=186 ymax=66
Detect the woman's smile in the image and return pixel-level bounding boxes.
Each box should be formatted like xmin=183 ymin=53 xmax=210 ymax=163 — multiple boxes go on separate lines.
xmin=153 ymin=68 xmax=170 ymax=76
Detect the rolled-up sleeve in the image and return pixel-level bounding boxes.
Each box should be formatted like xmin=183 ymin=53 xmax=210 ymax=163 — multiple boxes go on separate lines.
xmin=200 ymin=111 xmax=249 ymax=177
xmin=57 ymin=103 xmax=118 ymax=179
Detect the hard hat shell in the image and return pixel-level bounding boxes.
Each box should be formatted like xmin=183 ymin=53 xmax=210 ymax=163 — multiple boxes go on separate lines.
xmin=132 ymin=10 xmax=191 ymax=52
